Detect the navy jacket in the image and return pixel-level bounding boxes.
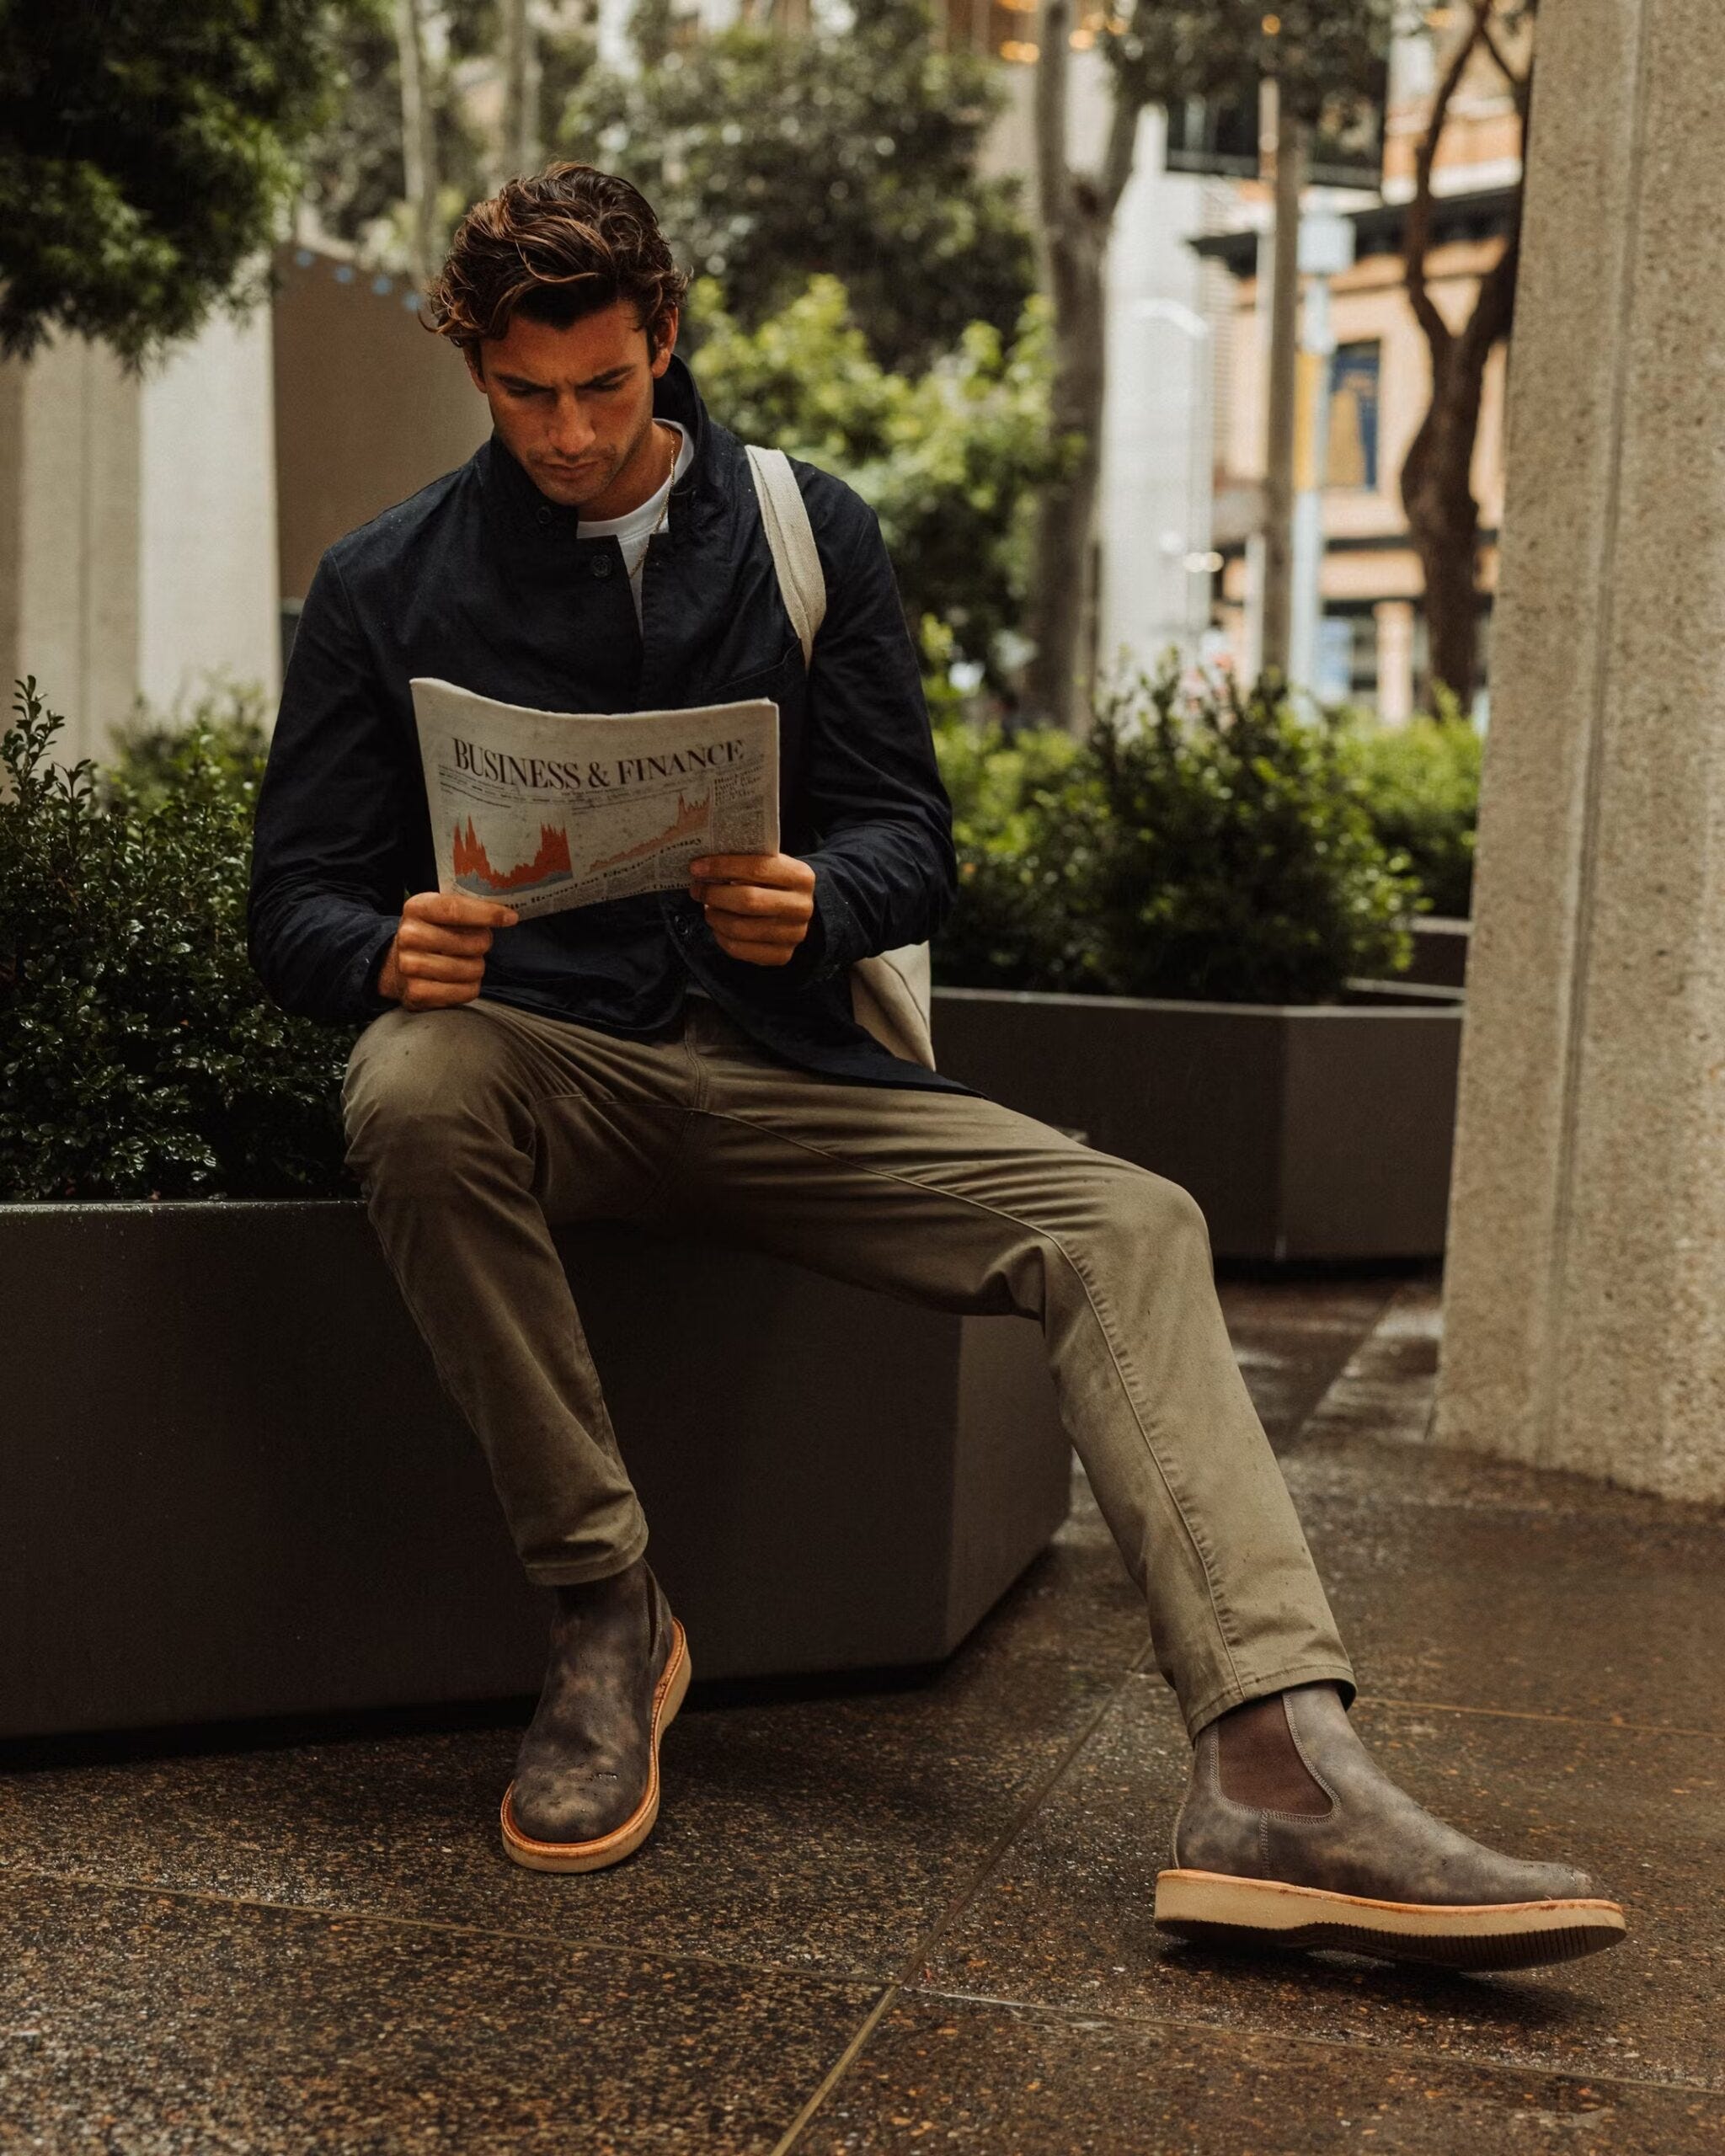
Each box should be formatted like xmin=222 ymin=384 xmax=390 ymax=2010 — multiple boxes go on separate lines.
xmin=249 ymin=354 xmax=962 ymax=1091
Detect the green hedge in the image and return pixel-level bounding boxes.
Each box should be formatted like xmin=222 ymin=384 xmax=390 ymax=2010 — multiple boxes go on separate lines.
xmin=1334 ymin=695 xmax=1481 ymax=921
xmin=0 ymin=680 xmax=355 ymax=1202
xmin=1 ymin=663 xmax=1477 ymax=1199
xmin=934 ymin=668 xmax=1435 ymax=1003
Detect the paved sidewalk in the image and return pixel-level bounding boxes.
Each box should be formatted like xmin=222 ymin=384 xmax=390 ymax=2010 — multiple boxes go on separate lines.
xmin=3 ymin=1273 xmax=1721 ymax=2153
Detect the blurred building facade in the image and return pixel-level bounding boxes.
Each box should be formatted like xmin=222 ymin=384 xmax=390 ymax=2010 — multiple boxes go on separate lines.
xmin=0 ymin=4 xmax=1524 ymax=757
xmin=0 ymin=253 xmax=489 ymax=765
xmin=1194 ymin=24 xmax=1522 ymax=715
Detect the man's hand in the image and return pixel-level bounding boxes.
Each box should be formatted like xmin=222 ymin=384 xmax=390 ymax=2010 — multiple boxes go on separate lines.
xmin=689 ymin=854 xmax=815 ymax=968
xmin=377 ymin=890 xmax=519 ymax=1011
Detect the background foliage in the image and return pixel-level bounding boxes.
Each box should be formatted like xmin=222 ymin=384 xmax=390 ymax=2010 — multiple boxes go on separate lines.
xmin=690 ymin=275 xmax=1062 ymax=686
xmin=934 ymin=670 xmax=1431 ymax=1003
xmin=0 ymin=681 xmax=353 ymax=1201
xmin=563 ymin=0 xmax=1033 ymax=376
xmin=1336 ymin=694 xmax=1481 ymax=918
xmin=0 ymin=0 xmax=347 ymax=362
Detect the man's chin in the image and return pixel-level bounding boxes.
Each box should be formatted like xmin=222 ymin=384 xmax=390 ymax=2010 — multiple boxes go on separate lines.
xmin=533 ymin=464 xmax=606 ymax=506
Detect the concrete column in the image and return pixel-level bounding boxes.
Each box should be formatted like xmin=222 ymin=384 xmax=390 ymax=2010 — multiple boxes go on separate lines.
xmin=1435 ymin=0 xmax=1725 ymax=1502
xmin=138 ymin=302 xmax=280 ymax=710
xmin=0 ymin=335 xmax=141 ymax=766
xmin=1374 ymin=600 xmax=1414 ymax=724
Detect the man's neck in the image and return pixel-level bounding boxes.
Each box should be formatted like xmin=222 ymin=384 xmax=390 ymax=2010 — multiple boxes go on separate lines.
xmin=577 ymin=420 xmax=680 ymax=523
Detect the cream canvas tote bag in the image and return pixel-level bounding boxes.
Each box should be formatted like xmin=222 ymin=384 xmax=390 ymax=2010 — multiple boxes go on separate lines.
xmin=744 ymin=445 xmax=937 ymax=1070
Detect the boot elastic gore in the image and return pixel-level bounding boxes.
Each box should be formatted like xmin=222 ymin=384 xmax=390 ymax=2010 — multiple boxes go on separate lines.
xmin=1154 ymin=1868 xmax=1627 ymax=1972
xmin=499 ymin=1621 xmax=692 ymax=1875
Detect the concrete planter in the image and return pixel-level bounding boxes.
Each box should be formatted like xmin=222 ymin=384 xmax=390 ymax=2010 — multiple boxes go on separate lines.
xmin=932 ymin=986 xmax=1463 ymax=1262
xmin=0 ymin=1201 xmax=1069 ymax=1740
xmin=1409 ymin=915 xmax=1471 ymax=989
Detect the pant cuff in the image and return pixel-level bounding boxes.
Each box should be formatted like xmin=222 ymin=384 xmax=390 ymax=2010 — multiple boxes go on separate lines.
xmin=1182 ymin=1657 xmax=1358 ymax=1741
xmin=523 ymin=1517 xmax=651 ymax=1590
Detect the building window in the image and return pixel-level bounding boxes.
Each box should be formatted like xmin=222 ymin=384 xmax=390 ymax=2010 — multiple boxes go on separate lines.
xmin=1316 ymin=610 xmax=1379 ymax=707
xmin=1327 ymin=341 xmax=1381 ymax=491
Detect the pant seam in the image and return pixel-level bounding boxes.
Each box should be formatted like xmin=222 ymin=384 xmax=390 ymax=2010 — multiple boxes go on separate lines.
xmin=689 ymin=1105 xmax=1249 ymax=1700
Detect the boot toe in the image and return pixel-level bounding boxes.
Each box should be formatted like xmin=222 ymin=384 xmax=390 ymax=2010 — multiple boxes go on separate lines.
xmin=510 ymin=1769 xmax=637 ymax=1846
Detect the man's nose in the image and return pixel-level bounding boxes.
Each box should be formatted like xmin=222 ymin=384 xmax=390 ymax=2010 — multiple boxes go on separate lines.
xmin=547 ymin=396 xmax=597 ymax=456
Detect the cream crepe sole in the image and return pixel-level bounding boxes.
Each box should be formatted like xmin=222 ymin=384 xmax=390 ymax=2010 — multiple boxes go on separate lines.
xmin=1154 ymin=1869 xmax=1628 ymax=1972
xmin=499 ymin=1622 xmax=692 ymax=1875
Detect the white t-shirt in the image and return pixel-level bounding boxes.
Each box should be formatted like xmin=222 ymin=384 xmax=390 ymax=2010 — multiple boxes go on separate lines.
xmin=576 ymin=420 xmax=694 ymax=627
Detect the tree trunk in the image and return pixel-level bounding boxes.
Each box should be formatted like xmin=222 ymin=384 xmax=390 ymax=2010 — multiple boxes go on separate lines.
xmin=1025 ymin=218 xmax=1108 ymax=733
xmin=1025 ymin=0 xmax=1146 ymax=734
xmin=500 ymin=0 xmax=541 ymax=182
xmin=1397 ymin=3 xmax=1530 ymax=710
xmin=395 ymin=0 xmax=441 ymax=289
xmin=1401 ymin=344 xmax=1490 ymax=705
xmin=1258 ymin=106 xmax=1305 ymax=678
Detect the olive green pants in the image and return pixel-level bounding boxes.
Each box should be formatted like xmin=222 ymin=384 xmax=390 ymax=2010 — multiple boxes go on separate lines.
xmin=343 ymin=995 xmax=1354 ymax=1736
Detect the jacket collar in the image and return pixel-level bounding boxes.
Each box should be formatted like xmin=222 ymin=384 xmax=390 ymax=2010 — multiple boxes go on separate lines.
xmin=477 ymin=352 xmax=729 ymax=548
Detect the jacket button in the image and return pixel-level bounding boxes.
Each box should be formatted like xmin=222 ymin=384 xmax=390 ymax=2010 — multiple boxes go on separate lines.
xmin=591 ymin=554 xmax=613 ymax=579
xmin=535 ymin=504 xmax=552 ymax=526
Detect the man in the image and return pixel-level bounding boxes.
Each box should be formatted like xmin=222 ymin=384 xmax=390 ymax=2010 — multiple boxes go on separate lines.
xmin=251 ymin=163 xmax=1623 ymax=1967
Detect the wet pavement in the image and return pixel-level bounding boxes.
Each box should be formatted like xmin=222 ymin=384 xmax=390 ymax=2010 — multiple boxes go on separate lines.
xmin=3 ymin=1271 xmax=1721 ymax=2153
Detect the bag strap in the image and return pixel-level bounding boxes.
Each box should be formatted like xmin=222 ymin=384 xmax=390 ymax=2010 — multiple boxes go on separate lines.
xmin=745 ymin=446 xmax=826 ymax=669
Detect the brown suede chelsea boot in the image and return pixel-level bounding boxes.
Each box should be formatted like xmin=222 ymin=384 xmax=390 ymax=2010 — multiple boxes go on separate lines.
xmin=1155 ymin=1684 xmax=1627 ymax=1971
xmin=499 ymin=1556 xmax=691 ymax=1875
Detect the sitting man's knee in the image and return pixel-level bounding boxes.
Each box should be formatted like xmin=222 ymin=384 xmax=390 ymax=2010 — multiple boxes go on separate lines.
xmin=343 ymin=1006 xmax=519 ymax=1180
xmin=1112 ymin=1165 xmax=1213 ymax=1259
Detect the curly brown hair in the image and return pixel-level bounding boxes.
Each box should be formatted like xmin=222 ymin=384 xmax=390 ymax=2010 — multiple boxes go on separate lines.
xmin=425 ymin=163 xmax=690 ymax=360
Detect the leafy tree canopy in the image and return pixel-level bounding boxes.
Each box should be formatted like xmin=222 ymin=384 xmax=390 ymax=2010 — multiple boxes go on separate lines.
xmin=0 ymin=0 xmax=350 ymax=363
xmin=689 ymin=275 xmax=1064 ymax=685
xmin=300 ymin=0 xmax=597 ymax=273
xmin=559 ymin=0 xmax=1034 ymax=373
xmin=1105 ymin=0 xmax=1391 ymax=127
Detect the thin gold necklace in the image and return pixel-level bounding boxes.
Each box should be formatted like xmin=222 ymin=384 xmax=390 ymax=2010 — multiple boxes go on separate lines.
xmin=628 ymin=425 xmax=679 ymax=582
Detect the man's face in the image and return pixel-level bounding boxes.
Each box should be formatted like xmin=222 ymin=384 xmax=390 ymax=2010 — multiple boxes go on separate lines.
xmin=465 ymin=299 xmax=677 ymax=512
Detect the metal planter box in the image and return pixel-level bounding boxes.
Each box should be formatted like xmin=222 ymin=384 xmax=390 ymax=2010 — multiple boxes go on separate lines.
xmin=0 ymin=1201 xmax=1069 ymax=1739
xmin=932 ymin=986 xmax=1463 ymax=1262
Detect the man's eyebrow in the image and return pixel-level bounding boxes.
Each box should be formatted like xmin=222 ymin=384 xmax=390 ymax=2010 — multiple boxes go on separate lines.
xmin=494 ymin=364 xmax=634 ymax=392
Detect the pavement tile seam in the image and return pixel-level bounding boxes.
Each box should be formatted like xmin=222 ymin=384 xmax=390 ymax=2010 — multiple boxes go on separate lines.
xmin=892 ymin=1987 xmax=1723 ymax=2102
xmin=873 ymin=1651 xmax=1153 ymax=1990
xmin=769 ymin=1986 xmax=907 ymax=2156
xmin=775 ymin=1651 xmax=1156 ymax=2151
xmin=1360 ymin=1696 xmax=1725 ymax=1746
xmin=0 ymin=1857 xmax=911 ymax=1999
xmin=1112 ymin=1670 xmax=1725 ymax=1748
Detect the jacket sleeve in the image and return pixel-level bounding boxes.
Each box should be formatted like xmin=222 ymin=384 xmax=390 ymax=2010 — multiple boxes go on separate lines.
xmin=792 ymin=486 xmax=958 ymax=980
xmin=248 ymin=552 xmax=413 ymax=1023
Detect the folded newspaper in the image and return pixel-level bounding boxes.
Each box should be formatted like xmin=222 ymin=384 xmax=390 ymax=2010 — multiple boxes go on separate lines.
xmin=411 ymin=678 xmax=780 ymax=920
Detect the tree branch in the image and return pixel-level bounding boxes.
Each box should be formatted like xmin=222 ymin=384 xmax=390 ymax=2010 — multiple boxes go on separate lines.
xmin=1035 ymin=0 xmax=1075 ymax=237
xmin=1455 ymin=196 xmax=1521 ymax=375
xmin=1404 ymin=4 xmax=1487 ymax=360
xmin=1097 ymin=0 xmax=1150 ymax=222
xmin=1476 ymin=3 xmax=1532 ymax=119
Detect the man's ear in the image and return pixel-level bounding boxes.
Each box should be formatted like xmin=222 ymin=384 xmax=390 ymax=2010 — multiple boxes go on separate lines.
xmin=649 ymin=309 xmax=680 ymax=376
xmin=462 ymin=344 xmax=488 ymax=392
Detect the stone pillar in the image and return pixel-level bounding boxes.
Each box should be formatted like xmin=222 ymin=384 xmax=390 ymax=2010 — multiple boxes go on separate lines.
xmin=138 ymin=303 xmax=281 ymax=709
xmin=1435 ymin=0 xmax=1725 ymax=1502
xmin=1374 ymin=599 xmax=1414 ymax=723
xmin=0 ymin=335 xmax=142 ymax=766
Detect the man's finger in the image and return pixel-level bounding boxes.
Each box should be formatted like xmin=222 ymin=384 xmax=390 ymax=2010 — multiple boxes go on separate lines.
xmin=705 ymin=911 xmax=806 ymax=945
xmin=688 ymin=853 xmax=813 ymax=891
xmin=402 ymin=978 xmax=484 ymax=1009
xmin=713 ymin=933 xmax=797 ymax=968
xmin=400 ymin=919 xmax=496 ymax=956
xmin=698 ymin=884 xmax=812 ymax=922
xmin=400 ymin=951 xmax=488 ymax=984
xmin=412 ymin=890 xmax=521 ymax=928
